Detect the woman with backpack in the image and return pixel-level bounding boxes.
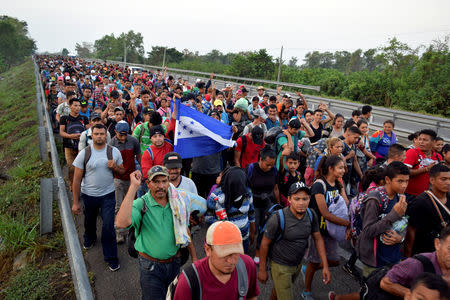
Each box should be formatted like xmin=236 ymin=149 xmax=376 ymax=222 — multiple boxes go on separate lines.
xmin=246 ymin=146 xmax=280 ymax=264
xmin=369 ymin=120 xmax=398 ymax=163
xmin=302 ymin=155 xmax=350 ymax=300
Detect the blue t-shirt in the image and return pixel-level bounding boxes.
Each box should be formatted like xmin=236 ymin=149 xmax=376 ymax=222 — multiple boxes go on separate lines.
xmin=377 ymin=133 xmax=397 ymax=157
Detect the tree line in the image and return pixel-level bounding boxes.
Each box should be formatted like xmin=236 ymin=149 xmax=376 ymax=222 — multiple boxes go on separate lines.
xmin=0 ymin=16 xmax=36 ymax=72
xmin=75 ymin=32 xmax=449 ymax=117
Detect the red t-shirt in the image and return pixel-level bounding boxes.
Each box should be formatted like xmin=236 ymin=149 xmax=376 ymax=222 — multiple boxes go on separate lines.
xmin=403 ymin=148 xmax=442 ymax=196
xmin=173 ymin=255 xmax=260 ymax=300
xmin=141 ymin=141 xmax=173 ymax=179
xmin=235 ymin=134 xmax=265 ymax=169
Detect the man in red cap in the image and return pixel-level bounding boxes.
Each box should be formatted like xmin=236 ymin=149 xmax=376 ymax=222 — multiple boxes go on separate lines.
xmin=172 ymin=221 xmax=260 ymax=300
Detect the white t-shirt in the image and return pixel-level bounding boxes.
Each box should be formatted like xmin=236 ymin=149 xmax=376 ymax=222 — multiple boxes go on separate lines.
xmin=176 ymin=176 xmax=198 ymax=195
xmin=73 ymin=145 xmax=123 ymax=197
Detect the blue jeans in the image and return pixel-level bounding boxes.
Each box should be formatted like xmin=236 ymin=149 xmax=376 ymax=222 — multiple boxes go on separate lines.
xmin=138 ymin=255 xmax=181 ymax=300
xmin=82 ymin=191 xmax=118 ymax=264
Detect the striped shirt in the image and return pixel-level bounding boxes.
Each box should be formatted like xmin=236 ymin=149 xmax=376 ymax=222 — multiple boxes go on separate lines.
xmin=205 ymin=187 xmax=255 ymax=241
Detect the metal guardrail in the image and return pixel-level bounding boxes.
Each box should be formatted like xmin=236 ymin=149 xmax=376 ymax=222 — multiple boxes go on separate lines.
xmin=84 ymin=57 xmax=449 ymax=142
xmin=87 ymin=58 xmax=321 ymax=92
xmin=33 ymin=57 xmax=94 ymax=300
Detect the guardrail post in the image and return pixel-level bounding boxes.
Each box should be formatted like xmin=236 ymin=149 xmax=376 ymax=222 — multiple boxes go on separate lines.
xmin=40 ymin=178 xmax=56 ymax=235
xmin=38 ymin=126 xmax=48 ymax=161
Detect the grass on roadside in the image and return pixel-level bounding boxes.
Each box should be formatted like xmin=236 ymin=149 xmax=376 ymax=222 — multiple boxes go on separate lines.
xmin=0 ymin=59 xmax=75 ymax=299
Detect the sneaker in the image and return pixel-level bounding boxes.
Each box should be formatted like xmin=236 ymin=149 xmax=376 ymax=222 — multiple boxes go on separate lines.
xmin=108 ymin=262 xmax=120 ymax=272
xmin=301 ymin=290 xmax=314 ymax=300
xmin=253 ymin=257 xmax=260 ymax=264
xmin=83 ymin=240 xmax=96 ymax=250
xmin=342 ymin=263 xmax=361 ymax=281
xmin=328 ymin=291 xmax=336 ymax=300
xmin=301 ymin=264 xmax=307 ymax=282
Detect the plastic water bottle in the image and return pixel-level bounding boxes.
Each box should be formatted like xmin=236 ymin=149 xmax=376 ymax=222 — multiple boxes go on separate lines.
xmin=380 ymin=216 xmax=409 ymax=244
xmin=392 ymin=216 xmax=409 ymax=235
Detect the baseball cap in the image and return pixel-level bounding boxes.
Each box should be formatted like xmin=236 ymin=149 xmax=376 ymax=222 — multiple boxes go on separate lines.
xmin=147 ymin=165 xmax=169 ymax=181
xmin=257 ymin=86 xmax=265 ymax=90
xmin=253 ymin=108 xmax=267 ymax=120
xmin=80 ymin=99 xmax=88 ymax=107
xmin=149 ymin=124 xmax=165 ymax=138
xmin=114 ymin=106 xmax=125 ymax=113
xmin=204 ymin=94 xmax=211 ymax=101
xmin=241 ymin=87 xmax=249 ymax=93
xmin=288 ymin=118 xmax=301 ymax=129
xmin=251 ymin=126 xmax=264 ymax=145
xmin=283 ymin=93 xmax=292 ymax=99
xmin=142 ymin=106 xmax=154 ymax=114
xmin=115 ymin=120 xmax=129 ymax=134
xmin=163 ymin=152 xmax=182 ymax=169
xmin=90 ymin=112 xmax=101 ymax=120
xmin=110 ymin=90 xmax=120 ymax=99
xmin=213 ymin=100 xmax=223 ymax=107
xmin=206 ymin=221 xmax=244 ymax=257
xmin=288 ymin=181 xmax=311 ymax=196
xmin=57 ymin=76 xmax=64 ymax=81
xmin=65 ymin=76 xmax=70 ymax=80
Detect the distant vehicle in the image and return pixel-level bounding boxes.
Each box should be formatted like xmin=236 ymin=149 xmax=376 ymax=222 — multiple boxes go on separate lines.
xmin=130 ymin=66 xmax=144 ymax=74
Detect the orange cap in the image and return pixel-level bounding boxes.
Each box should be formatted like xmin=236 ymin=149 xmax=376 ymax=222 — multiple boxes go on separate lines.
xmin=206 ymin=221 xmax=243 ymax=257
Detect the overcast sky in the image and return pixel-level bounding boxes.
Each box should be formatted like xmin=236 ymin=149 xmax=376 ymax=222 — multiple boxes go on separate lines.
xmin=4 ymin=0 xmax=450 ymax=63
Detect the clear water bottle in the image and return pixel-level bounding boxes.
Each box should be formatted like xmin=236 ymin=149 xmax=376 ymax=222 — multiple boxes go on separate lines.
xmin=380 ymin=216 xmax=409 ymax=244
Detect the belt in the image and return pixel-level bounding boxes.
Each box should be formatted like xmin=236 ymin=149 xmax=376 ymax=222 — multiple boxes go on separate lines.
xmin=139 ymin=250 xmax=180 ymax=263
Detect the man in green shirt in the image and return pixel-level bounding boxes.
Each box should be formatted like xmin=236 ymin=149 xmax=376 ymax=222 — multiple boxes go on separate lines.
xmin=132 ymin=111 xmax=165 ymax=154
xmin=115 ymin=166 xmax=197 ymax=300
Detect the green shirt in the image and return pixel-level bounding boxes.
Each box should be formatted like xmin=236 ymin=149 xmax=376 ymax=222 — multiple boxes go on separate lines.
xmin=131 ymin=193 xmax=179 ymax=259
xmin=276 ymin=131 xmax=305 ymax=169
xmin=133 ymin=122 xmax=167 ymax=154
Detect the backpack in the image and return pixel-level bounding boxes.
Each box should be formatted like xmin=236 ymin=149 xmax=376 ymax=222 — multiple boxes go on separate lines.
xmin=264 ymin=126 xmax=283 ymax=145
xmin=66 ymin=117 xmax=87 ymax=149
xmin=273 ymin=133 xmax=298 ymax=157
xmin=82 ymin=144 xmax=113 ymax=178
xmin=236 ymin=135 xmax=248 ymax=166
xmin=138 ymin=123 xmax=147 ymax=145
xmin=361 ymin=255 xmax=435 ymax=300
xmin=350 ymin=192 xmax=366 ymax=240
xmin=166 ymin=256 xmax=249 ymax=300
xmin=127 ymin=197 xmax=147 ymax=258
xmin=256 ymin=205 xmax=313 ymax=249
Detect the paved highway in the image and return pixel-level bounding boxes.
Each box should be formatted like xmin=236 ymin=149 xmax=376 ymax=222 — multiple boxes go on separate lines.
xmin=75 ymin=216 xmax=361 ymax=300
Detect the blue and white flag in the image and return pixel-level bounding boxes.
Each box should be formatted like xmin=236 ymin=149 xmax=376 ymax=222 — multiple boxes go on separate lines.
xmin=174 ymin=100 xmax=234 ymax=159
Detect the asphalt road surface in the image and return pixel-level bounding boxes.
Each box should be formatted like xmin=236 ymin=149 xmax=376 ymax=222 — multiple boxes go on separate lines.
xmin=74 ymin=215 xmax=361 ymax=300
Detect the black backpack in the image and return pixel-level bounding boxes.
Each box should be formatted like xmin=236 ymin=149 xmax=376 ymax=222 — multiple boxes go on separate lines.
xmin=127 ymin=198 xmax=147 ymax=258
xmin=66 ymin=117 xmax=87 ymax=149
xmin=166 ymin=256 xmax=248 ymax=300
xmin=361 ymin=254 xmax=436 ymax=300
